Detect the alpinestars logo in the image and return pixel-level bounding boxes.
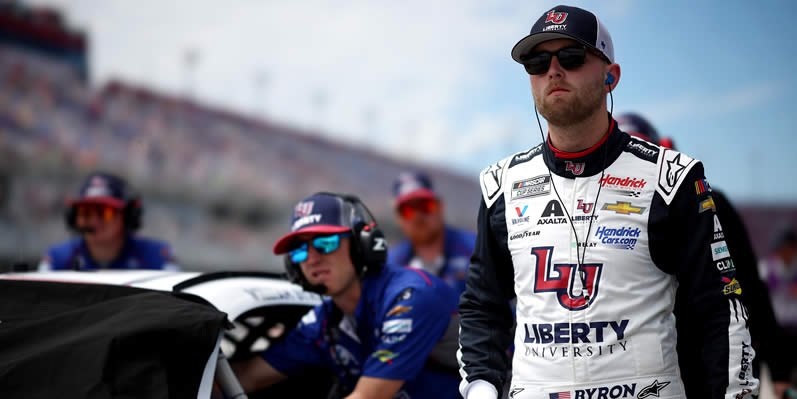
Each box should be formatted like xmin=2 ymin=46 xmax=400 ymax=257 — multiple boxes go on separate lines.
xmin=665 ymin=154 xmax=686 ymax=187
xmin=482 ymin=161 xmax=505 ymax=201
xmin=545 ymin=10 xmax=567 ymax=24
xmin=531 ymin=246 xmax=603 ymax=310
xmin=637 ymin=380 xmax=670 ymax=398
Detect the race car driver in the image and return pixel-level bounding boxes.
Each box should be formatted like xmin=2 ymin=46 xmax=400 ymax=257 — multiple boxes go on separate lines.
xmin=233 ymin=192 xmax=461 ymax=399
xmin=38 ymin=171 xmax=179 ymax=271
xmin=457 ymin=5 xmax=758 ymax=399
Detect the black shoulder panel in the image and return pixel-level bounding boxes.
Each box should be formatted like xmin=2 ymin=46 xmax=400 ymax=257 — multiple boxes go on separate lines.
xmin=508 ymin=144 xmax=544 ymax=169
xmin=625 ymin=137 xmax=659 ymax=164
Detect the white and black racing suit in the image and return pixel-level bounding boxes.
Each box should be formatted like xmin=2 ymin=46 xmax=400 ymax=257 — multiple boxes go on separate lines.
xmin=458 ymin=118 xmax=759 ymax=399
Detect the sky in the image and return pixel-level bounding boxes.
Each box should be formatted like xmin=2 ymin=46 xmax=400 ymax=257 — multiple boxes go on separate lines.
xmin=25 ymin=0 xmax=797 ymax=203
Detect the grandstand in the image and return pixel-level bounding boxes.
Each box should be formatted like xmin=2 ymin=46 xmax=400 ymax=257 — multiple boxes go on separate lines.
xmin=0 ymin=2 xmax=480 ymax=272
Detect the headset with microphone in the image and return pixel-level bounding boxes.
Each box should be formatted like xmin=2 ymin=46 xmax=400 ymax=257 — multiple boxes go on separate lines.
xmin=283 ymin=192 xmax=387 ymax=294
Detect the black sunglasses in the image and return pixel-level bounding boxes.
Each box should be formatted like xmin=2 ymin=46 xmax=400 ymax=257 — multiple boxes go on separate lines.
xmin=520 ymin=46 xmax=588 ymax=75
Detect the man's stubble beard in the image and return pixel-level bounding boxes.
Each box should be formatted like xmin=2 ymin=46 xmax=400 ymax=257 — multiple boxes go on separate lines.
xmin=534 ymin=74 xmax=605 ymax=127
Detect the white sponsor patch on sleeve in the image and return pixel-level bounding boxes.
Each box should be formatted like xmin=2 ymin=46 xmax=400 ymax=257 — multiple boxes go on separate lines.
xmin=711 ymin=240 xmax=731 ymax=261
xmin=301 ymin=309 xmax=317 ymax=325
xmin=382 ymin=319 xmax=413 ymax=334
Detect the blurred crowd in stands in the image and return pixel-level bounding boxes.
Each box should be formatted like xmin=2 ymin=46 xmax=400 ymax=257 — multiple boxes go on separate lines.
xmin=0 ymin=43 xmax=479 ymax=271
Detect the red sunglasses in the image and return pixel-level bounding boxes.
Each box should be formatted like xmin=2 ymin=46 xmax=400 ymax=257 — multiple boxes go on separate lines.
xmin=76 ymin=204 xmax=120 ymax=222
xmin=397 ymin=199 xmax=439 ymax=220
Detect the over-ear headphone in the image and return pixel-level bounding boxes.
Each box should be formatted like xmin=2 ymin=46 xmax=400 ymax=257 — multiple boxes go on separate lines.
xmin=284 ymin=192 xmax=387 ymax=293
xmin=605 ymin=73 xmax=615 ymax=85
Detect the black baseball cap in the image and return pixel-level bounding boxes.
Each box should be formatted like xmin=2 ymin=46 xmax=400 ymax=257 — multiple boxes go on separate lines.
xmin=512 ymin=5 xmax=614 ymax=64
xmin=273 ymin=193 xmax=359 ymax=254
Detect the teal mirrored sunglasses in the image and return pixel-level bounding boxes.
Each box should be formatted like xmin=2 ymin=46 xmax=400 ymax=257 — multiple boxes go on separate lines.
xmin=289 ymin=233 xmax=352 ymax=263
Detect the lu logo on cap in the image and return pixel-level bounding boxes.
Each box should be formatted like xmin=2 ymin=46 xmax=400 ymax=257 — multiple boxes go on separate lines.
xmin=294 ymin=201 xmax=314 ymax=217
xmin=545 ymin=10 xmax=568 ymax=24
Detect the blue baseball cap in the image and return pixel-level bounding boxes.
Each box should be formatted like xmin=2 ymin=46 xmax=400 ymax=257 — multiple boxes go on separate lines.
xmin=392 ymin=171 xmax=438 ymax=206
xmin=273 ymin=193 xmax=358 ymax=254
xmin=68 ymin=172 xmax=130 ymax=209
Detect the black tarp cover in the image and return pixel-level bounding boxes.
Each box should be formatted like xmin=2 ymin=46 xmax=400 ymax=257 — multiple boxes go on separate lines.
xmin=0 ymin=279 xmax=228 ymax=398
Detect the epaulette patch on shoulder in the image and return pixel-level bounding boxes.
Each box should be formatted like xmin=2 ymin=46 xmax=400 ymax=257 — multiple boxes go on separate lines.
xmin=480 ymin=157 xmax=509 ymax=208
xmin=300 ymin=308 xmax=317 ymax=326
xmin=508 ymin=144 xmax=543 ymax=169
xmin=625 ymin=137 xmax=659 ymax=163
xmin=656 ymin=149 xmax=698 ymax=205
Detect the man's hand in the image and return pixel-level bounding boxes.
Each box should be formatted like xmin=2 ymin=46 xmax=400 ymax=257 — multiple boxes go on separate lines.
xmin=230 ymin=356 xmax=287 ymax=393
xmin=344 ymin=376 xmax=404 ymax=399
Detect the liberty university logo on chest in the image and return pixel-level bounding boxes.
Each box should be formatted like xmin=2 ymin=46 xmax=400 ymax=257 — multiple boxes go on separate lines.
xmin=565 ymin=161 xmax=585 ymax=175
xmin=531 ymin=247 xmax=603 ymax=310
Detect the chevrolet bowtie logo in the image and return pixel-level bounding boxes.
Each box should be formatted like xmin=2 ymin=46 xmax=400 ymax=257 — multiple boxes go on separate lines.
xmin=602 ymin=201 xmax=646 ymax=215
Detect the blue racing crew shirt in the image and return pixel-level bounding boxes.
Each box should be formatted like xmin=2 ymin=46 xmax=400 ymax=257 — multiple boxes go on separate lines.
xmin=39 ymin=236 xmax=180 ymax=271
xmin=262 ymin=264 xmax=461 ymax=399
xmin=387 ymin=226 xmax=475 ymax=296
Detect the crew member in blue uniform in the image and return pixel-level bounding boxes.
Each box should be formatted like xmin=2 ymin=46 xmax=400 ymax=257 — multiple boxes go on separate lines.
xmin=234 ymin=192 xmax=461 ymax=399
xmin=38 ymin=171 xmax=179 ymax=271
xmin=387 ymin=171 xmax=475 ymax=296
